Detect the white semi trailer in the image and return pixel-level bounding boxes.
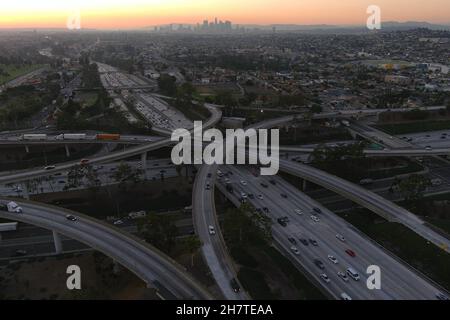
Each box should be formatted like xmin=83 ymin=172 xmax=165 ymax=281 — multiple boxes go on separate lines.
xmin=22 ymin=134 xmax=47 ymax=141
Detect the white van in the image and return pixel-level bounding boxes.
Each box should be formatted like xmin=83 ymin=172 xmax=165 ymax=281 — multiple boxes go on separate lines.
xmin=346 ymin=267 xmax=360 ymax=281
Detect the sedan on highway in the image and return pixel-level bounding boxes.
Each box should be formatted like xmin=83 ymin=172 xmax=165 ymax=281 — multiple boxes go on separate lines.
xmin=310 ymin=215 xmax=320 ymax=222
xmin=66 ymin=215 xmax=77 ymax=222
xmin=280 ymin=193 xmax=288 ymax=199
xmin=309 ymin=239 xmax=318 ymax=246
xmin=336 ymin=234 xmax=346 ymax=242
xmin=320 ymin=273 xmax=331 ymax=283
xmin=230 ymin=279 xmax=240 ymax=293
xmin=328 ymin=255 xmax=339 ymax=264
xmin=314 ymin=259 xmax=325 ymax=270
xmin=295 ymin=208 xmax=303 ymax=215
xmin=288 ymin=237 xmax=297 ymax=244
xmin=44 ymin=165 xmax=56 ymax=170
xmin=345 ymin=249 xmax=356 ymax=258
xmin=257 ymin=194 xmax=264 ymax=200
xmin=208 ymin=225 xmax=216 ymax=235
xmin=290 ymin=246 xmax=300 ymax=255
xmin=299 ymin=238 xmax=309 ymax=246
xmin=340 ymin=293 xmax=352 ymax=300
xmin=337 ymin=271 xmax=349 ymax=282
xmin=240 ymin=180 xmax=247 ymax=186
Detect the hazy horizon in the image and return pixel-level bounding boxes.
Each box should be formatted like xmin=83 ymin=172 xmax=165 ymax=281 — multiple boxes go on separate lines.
xmin=0 ymin=0 xmax=449 ymax=29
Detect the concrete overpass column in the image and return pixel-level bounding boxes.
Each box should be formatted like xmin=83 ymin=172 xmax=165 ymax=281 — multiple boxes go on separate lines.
xmin=141 ymin=152 xmax=148 ymax=180
xmin=21 ymin=182 xmax=30 ymax=200
xmin=65 ymin=144 xmax=71 ymax=157
xmin=302 ymin=179 xmax=307 ymax=192
xmin=52 ymin=230 xmax=63 ymax=254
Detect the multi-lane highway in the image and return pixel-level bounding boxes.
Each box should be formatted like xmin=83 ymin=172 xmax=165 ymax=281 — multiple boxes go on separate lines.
xmin=219 ymin=165 xmax=446 ymax=300
xmin=277 ymin=159 xmax=450 ymax=252
xmin=0 ymin=198 xmax=212 ymax=300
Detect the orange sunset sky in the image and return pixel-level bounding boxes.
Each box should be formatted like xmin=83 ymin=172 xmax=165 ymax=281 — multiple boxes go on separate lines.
xmin=0 ymin=0 xmax=449 ymax=29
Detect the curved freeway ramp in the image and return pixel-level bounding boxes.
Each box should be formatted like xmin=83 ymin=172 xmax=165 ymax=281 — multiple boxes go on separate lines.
xmin=0 ymin=198 xmax=213 ymax=300
xmin=192 ymin=165 xmax=249 ymax=300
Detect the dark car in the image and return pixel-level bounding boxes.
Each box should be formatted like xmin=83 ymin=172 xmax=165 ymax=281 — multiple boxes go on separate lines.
xmin=288 ymin=237 xmax=297 ymax=244
xmin=269 ymin=179 xmax=276 ymax=185
xmin=230 ymin=278 xmax=240 ymax=293
xmin=207 ymin=173 xmax=212 ymax=178
xmin=248 ymin=193 xmax=255 ymax=199
xmin=280 ymin=193 xmax=288 ymax=198
xmin=314 ymin=259 xmax=325 ymax=270
xmin=0 ymin=203 xmax=7 ymax=211
xmin=309 ymin=239 xmax=318 ymax=246
xmin=226 ymin=185 xmax=234 ymax=194
xmin=262 ymin=207 xmax=269 ymax=213
xmin=299 ymin=238 xmax=309 ymax=246
xmin=260 ymin=183 xmax=268 ymax=188
xmin=345 ymin=249 xmax=356 ymax=257
xmin=277 ymin=218 xmax=287 ymax=227
xmin=66 ymin=214 xmax=77 ymax=222
xmin=313 ymin=207 xmax=322 ymax=214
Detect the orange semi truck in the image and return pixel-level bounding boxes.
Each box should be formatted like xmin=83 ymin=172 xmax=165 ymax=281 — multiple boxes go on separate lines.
xmin=96 ymin=133 xmax=121 ymax=141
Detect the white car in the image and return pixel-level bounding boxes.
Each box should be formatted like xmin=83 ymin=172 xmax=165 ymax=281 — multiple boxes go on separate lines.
xmin=240 ymin=180 xmax=247 ymax=186
xmin=340 ymin=293 xmax=352 ymax=300
xmin=310 ymin=215 xmax=320 ymax=222
xmin=295 ymin=208 xmax=303 ymax=215
xmin=320 ymin=273 xmax=331 ymax=283
xmin=337 ymin=271 xmax=349 ymax=282
xmin=257 ymin=194 xmax=263 ymax=200
xmin=208 ymin=225 xmax=216 ymax=235
xmin=290 ymin=246 xmax=300 ymax=255
xmin=336 ymin=234 xmax=346 ymax=242
xmin=328 ymin=255 xmax=339 ymax=264
xmin=240 ymin=192 xmax=248 ymax=199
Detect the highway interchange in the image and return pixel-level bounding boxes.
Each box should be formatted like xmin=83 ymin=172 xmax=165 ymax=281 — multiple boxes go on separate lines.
xmin=1 ymin=66 xmax=450 ymax=299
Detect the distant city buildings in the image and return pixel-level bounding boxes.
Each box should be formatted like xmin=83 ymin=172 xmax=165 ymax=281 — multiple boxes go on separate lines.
xmin=154 ymin=18 xmax=237 ymax=33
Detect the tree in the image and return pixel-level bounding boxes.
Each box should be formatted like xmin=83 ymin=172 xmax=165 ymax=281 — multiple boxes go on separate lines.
xmin=310 ymin=104 xmax=323 ymax=114
xmin=310 ymin=142 xmax=367 ymax=182
xmin=392 ymin=174 xmax=431 ymax=207
xmin=183 ymin=235 xmax=202 ymax=267
xmin=157 ymin=74 xmax=177 ymax=96
xmin=137 ymin=213 xmax=179 ymax=253
xmin=112 ymin=162 xmax=142 ymax=189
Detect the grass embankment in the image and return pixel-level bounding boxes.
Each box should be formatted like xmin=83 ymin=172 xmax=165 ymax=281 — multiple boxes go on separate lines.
xmin=0 ymin=64 xmax=46 ymax=85
xmin=377 ymin=120 xmax=450 ymax=135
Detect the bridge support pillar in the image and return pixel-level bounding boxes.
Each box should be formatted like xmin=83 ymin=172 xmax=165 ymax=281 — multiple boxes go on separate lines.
xmin=21 ymin=182 xmax=30 ymax=200
xmin=141 ymin=152 xmax=148 ymax=180
xmin=25 ymin=145 xmax=30 ymax=153
xmin=65 ymin=144 xmax=71 ymax=157
xmin=302 ymin=179 xmax=307 ymax=192
xmin=52 ymin=230 xmax=63 ymax=254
